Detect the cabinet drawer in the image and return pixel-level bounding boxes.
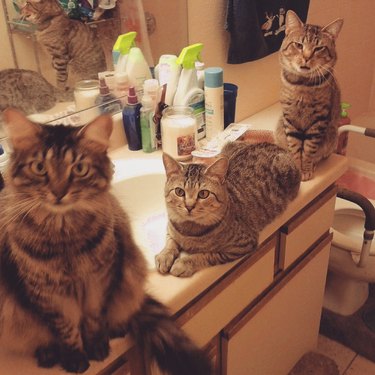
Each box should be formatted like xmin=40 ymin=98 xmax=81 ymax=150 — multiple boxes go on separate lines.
xmin=222 ymin=233 xmax=332 ymax=375
xmin=279 ymin=185 xmax=336 ymax=269
xmin=177 ymin=237 xmax=276 ymax=347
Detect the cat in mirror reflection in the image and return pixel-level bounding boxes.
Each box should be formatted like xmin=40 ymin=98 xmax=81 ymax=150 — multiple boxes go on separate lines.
xmin=156 ymin=141 xmax=301 ymax=277
xmin=275 ymin=11 xmax=344 ymax=181
xmin=21 ymin=0 xmax=107 ymax=89
xmin=0 ymin=109 xmax=211 ymax=375
xmin=0 ymin=68 xmax=74 ymax=116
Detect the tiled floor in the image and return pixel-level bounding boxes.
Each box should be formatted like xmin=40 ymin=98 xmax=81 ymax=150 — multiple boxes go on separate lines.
xmin=317 ymin=335 xmax=375 ymax=375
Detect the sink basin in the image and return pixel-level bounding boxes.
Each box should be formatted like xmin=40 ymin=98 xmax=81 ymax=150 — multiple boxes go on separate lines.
xmin=110 ymin=156 xmax=167 ymax=268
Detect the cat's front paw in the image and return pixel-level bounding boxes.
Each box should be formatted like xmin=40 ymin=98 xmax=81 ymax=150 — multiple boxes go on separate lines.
xmin=84 ymin=333 xmax=110 ymax=361
xmin=60 ymin=346 xmax=89 ymax=373
xmin=170 ymin=258 xmax=196 ymax=277
xmin=35 ymin=344 xmax=59 ymax=368
xmin=155 ymin=249 xmax=178 ymax=274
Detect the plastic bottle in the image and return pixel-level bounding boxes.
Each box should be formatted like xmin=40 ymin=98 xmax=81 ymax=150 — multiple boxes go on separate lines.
xmin=173 ymin=43 xmax=206 ymax=140
xmin=143 ymin=79 xmax=160 ymax=109
xmin=140 ymin=95 xmax=156 ymax=153
xmin=155 ymin=54 xmax=181 ymax=105
xmin=113 ymin=32 xmax=137 ymax=73
xmin=126 ymin=47 xmax=152 ymax=98
xmin=336 ymin=102 xmax=351 ymax=155
xmin=204 ymin=67 xmax=224 ymax=140
xmin=95 ymin=77 xmax=122 ymax=115
xmin=114 ymin=72 xmax=130 ymax=106
xmin=122 ymin=86 xmax=142 ymax=151
xmin=195 ymin=61 xmax=205 ymax=90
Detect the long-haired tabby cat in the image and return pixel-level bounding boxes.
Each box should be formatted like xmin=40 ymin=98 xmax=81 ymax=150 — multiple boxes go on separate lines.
xmin=274 ymin=11 xmax=344 ymax=181
xmin=0 ymin=109 xmax=211 ymax=375
xmin=0 ymin=68 xmax=74 ymax=115
xmin=21 ymin=0 xmax=107 ymax=88
xmin=156 ymin=142 xmax=301 ymax=277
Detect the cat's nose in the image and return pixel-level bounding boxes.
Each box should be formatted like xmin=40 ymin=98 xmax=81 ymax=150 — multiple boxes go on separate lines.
xmin=186 ymin=205 xmax=195 ymax=213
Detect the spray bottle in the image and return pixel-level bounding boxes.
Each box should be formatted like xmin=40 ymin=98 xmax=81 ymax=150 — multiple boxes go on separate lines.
xmin=113 ymin=32 xmax=137 ymax=73
xmin=173 ymin=43 xmax=206 ymax=140
xmin=336 ymin=102 xmax=351 ymax=155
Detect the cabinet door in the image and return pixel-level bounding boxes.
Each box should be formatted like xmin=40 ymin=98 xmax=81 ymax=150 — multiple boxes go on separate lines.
xmin=279 ymin=185 xmax=336 ymax=270
xmin=222 ymin=234 xmax=332 ymax=375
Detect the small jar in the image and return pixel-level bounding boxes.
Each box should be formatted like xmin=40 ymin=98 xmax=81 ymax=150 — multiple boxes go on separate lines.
xmin=161 ymin=106 xmax=198 ymax=161
xmin=74 ymin=80 xmax=101 ymax=123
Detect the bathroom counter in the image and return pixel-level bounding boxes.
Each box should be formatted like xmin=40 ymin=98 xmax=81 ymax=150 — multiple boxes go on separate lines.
xmin=0 ymin=141 xmax=348 ymax=374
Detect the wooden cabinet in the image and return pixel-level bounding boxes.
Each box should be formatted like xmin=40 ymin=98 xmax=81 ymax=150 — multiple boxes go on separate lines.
xmin=221 ymin=234 xmax=332 ymax=375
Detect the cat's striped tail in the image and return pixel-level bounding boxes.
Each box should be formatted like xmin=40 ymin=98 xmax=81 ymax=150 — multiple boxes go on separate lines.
xmin=129 ymin=295 xmax=212 ymax=375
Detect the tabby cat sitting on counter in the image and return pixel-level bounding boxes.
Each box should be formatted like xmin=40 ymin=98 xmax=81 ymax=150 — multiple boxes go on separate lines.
xmin=0 ymin=109 xmax=211 ymax=375
xmin=21 ymin=0 xmax=107 ymax=88
xmin=275 ymin=11 xmax=344 ymax=181
xmin=156 ymin=142 xmax=301 ymax=277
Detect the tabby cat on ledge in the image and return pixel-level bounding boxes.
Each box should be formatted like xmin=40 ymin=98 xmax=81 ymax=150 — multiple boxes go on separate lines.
xmin=0 ymin=109 xmax=211 ymax=375
xmin=21 ymin=0 xmax=107 ymax=88
xmin=274 ymin=11 xmax=344 ymax=181
xmin=156 ymin=142 xmax=301 ymax=277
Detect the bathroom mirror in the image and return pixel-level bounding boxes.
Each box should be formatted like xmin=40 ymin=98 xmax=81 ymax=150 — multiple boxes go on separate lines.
xmin=0 ymin=0 xmax=188 ymax=119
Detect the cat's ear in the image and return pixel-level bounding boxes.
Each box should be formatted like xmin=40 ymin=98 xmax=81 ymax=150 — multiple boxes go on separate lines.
xmin=162 ymin=153 xmax=183 ymax=178
xmin=322 ymin=19 xmax=344 ymax=39
xmin=79 ymin=115 xmax=113 ymax=151
xmin=285 ymin=10 xmax=304 ymax=35
xmin=204 ymin=157 xmax=228 ymax=184
xmin=2 ymin=108 xmax=41 ymax=149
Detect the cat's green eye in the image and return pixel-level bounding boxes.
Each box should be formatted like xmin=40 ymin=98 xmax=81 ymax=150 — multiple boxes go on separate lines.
xmin=198 ymin=190 xmax=210 ymax=199
xmin=175 ymin=187 xmax=185 ymax=197
xmin=72 ymin=161 xmax=89 ymax=177
xmin=30 ymin=160 xmax=46 ymax=176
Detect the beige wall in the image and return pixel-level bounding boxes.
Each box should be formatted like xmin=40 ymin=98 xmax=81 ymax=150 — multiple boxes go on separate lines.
xmin=187 ymin=0 xmax=375 ymax=122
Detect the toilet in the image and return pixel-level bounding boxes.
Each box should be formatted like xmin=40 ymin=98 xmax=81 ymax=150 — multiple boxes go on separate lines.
xmin=323 ymin=197 xmax=375 ymax=316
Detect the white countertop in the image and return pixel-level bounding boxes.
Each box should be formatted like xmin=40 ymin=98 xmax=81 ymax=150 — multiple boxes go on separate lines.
xmin=0 ymin=103 xmax=349 ymax=374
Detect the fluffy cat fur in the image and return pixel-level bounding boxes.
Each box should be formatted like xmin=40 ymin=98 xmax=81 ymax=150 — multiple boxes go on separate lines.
xmin=21 ymin=0 xmax=107 ymax=88
xmin=0 ymin=109 xmax=211 ymax=375
xmin=274 ymin=11 xmax=343 ymax=181
xmin=156 ymin=142 xmax=301 ymax=277
xmin=0 ymin=69 xmax=73 ymax=115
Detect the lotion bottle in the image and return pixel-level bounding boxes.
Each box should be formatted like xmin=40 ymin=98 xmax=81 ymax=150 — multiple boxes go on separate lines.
xmin=140 ymin=95 xmax=156 ymax=153
xmin=204 ymin=67 xmax=224 ymax=140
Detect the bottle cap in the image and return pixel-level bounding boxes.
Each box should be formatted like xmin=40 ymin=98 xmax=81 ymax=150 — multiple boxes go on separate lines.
xmin=204 ymin=67 xmax=223 ymax=88
xmin=340 ymin=102 xmax=351 ymax=118
xmin=127 ymin=86 xmax=138 ymax=105
xmin=176 ymin=43 xmax=203 ymax=69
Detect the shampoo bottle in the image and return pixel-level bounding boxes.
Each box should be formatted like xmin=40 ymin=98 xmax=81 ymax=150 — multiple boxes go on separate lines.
xmin=122 ymin=86 xmax=142 ymax=151
xmin=173 ymin=43 xmax=206 ymax=140
xmin=155 ymin=54 xmax=181 ymax=105
xmin=140 ymin=95 xmax=156 ymax=153
xmin=204 ymin=67 xmax=224 ymax=140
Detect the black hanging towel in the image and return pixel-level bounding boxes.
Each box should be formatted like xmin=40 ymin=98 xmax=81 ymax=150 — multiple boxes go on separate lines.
xmin=226 ymin=0 xmax=310 ymax=64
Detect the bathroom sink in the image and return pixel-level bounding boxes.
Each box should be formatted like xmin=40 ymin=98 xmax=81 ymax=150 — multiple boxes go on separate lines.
xmin=110 ymin=156 xmax=168 ymax=268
